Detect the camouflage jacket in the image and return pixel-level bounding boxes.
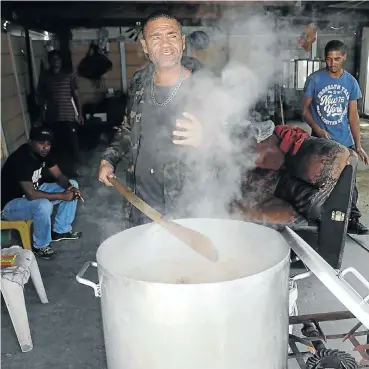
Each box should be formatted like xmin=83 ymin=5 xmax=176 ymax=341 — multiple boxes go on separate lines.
xmin=101 ymin=57 xmax=204 ymax=218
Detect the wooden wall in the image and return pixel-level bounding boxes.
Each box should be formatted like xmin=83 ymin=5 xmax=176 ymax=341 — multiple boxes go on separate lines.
xmin=1 ymin=32 xmax=31 ymax=156
xmin=70 ymin=41 xmax=148 ymax=105
xmin=124 ymin=43 xmax=148 ymax=85
xmin=71 ymin=42 xmax=125 ymax=105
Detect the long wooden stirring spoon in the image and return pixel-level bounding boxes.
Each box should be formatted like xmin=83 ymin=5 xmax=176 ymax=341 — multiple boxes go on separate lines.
xmin=108 ymin=176 xmax=218 ymax=262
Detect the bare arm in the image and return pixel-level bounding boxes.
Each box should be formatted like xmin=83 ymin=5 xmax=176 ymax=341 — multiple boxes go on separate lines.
xmin=349 ymin=100 xmax=369 ymax=165
xmin=49 ymin=164 xmax=84 ymax=197
xmin=302 ymin=96 xmax=330 ymax=139
xmin=20 ymin=181 xmax=70 ymax=201
xmin=72 ymin=89 xmax=83 ymax=118
xmin=348 ymin=100 xmax=361 ymax=148
xmin=48 ymin=165 xmax=73 ymax=189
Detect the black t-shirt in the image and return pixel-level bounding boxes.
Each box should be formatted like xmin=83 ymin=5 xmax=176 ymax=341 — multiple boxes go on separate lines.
xmin=1 ymin=144 xmax=56 ymax=210
xmin=135 ymin=77 xmax=191 ymax=212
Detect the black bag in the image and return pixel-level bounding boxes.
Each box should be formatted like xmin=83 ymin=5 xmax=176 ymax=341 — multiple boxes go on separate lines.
xmin=77 ymin=43 xmax=112 ymax=80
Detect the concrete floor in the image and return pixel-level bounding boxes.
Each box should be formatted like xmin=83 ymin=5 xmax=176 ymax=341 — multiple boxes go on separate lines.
xmin=1 ymin=123 xmax=369 ymax=369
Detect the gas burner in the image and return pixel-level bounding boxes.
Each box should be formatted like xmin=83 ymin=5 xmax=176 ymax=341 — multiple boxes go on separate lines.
xmin=288 ymin=310 xmax=369 ymax=368
xmin=305 ymin=349 xmax=358 ymax=369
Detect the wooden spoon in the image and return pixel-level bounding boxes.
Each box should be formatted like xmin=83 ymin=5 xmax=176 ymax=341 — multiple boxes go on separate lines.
xmin=109 ymin=176 xmax=218 ymax=262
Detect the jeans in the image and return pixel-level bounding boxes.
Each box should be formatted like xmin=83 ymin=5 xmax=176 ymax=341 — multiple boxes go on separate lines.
xmin=2 ymin=181 xmax=79 ymax=249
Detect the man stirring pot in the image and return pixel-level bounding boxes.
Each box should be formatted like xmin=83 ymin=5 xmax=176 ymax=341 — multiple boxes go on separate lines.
xmin=98 ymin=13 xmax=204 ymax=226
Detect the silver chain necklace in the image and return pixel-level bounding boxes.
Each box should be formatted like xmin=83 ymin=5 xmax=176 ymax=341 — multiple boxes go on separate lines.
xmin=150 ymin=67 xmax=185 ymax=107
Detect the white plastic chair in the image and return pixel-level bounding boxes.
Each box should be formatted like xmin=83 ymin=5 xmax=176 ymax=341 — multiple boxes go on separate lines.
xmin=1 ymin=246 xmax=48 ymax=352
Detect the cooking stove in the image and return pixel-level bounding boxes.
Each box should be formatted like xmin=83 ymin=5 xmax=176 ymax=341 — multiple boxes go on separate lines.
xmin=284 ymin=227 xmax=369 ymax=369
xmin=288 ymin=310 xmax=369 ymax=368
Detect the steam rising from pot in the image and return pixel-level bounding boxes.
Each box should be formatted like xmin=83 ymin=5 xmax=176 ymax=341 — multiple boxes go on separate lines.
xmin=173 ymin=10 xmax=296 ymax=220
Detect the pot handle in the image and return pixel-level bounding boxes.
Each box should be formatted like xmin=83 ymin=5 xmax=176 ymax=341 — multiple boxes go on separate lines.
xmin=76 ymin=261 xmax=100 ymax=297
xmin=338 ymin=267 xmax=369 ymax=303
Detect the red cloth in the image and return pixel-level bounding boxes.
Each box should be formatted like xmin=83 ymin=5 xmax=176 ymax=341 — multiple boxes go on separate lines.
xmin=274 ymin=125 xmax=309 ymax=155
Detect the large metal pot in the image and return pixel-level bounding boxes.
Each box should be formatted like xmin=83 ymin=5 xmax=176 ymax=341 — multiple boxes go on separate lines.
xmin=77 ymin=219 xmax=291 ymax=369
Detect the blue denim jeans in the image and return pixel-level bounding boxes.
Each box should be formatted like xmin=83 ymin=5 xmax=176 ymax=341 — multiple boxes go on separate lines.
xmin=2 ymin=180 xmax=79 ymax=249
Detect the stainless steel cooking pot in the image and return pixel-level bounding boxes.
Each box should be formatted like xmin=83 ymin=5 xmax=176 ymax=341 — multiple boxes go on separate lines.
xmin=77 ymin=218 xmax=291 ymax=369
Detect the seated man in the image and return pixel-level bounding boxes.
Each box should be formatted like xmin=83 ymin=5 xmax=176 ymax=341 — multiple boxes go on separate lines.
xmin=1 ymin=127 xmax=83 ymax=259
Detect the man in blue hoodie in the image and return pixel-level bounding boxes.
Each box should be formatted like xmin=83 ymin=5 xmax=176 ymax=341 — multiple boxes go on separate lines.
xmin=303 ymin=40 xmax=368 ymax=235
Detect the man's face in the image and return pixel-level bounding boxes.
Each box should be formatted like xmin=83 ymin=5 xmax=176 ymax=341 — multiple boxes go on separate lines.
xmin=50 ymin=54 xmax=62 ymax=71
xmin=141 ymin=17 xmax=185 ymax=69
xmin=31 ymin=140 xmax=52 ymax=158
xmin=325 ymin=50 xmax=346 ymax=74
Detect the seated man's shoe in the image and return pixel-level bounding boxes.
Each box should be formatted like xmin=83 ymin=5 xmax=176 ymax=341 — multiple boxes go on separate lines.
xmin=51 ymin=231 xmax=82 ymax=242
xmin=33 ymin=245 xmax=55 ymax=259
xmin=347 ymin=219 xmax=369 ymax=235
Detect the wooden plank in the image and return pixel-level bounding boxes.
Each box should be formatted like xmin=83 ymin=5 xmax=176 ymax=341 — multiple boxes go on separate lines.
xmin=19 ymin=93 xmax=30 ymax=114
xmin=12 ymin=132 xmax=28 ymax=153
xmin=1 ymin=54 xmax=14 ymax=76
xmin=124 ymin=43 xmax=142 ymax=53
xmin=78 ymin=78 xmax=98 ymax=93
xmin=105 ymin=78 xmax=122 ymax=90
xmin=71 ymin=43 xmax=90 ymax=55
xmin=109 ymin=42 xmax=120 ymax=54
xmin=1 ymin=96 xmax=22 ymax=123
xmin=3 ymin=115 xmax=25 ymax=147
xmin=126 ymin=50 xmax=148 ymax=66
xmin=14 ymin=55 xmax=27 ymax=75
xmin=126 ymin=65 xmax=149 ymax=80
xmin=1 ymin=74 xmax=18 ymax=100
xmin=11 ymin=36 xmax=27 ymax=56
xmin=1 ymin=33 xmax=9 ymax=55
xmin=105 ymin=67 xmax=122 ymax=80
xmin=17 ymin=73 xmax=29 ymax=94
xmin=1 ymin=122 xmax=9 ymax=159
xmin=80 ymin=91 xmax=104 ymax=104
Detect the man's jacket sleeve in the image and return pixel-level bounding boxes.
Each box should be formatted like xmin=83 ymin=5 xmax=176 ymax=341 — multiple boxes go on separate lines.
xmin=101 ymin=109 xmax=132 ymax=168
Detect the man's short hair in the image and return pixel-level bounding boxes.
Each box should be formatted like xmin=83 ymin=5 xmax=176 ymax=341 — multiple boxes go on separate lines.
xmin=325 ymin=40 xmax=347 ymax=57
xmin=142 ymin=12 xmax=182 ymax=39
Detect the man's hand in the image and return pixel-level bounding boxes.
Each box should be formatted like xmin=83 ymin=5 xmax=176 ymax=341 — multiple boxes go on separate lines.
xmin=173 ymin=112 xmax=203 ymax=147
xmin=77 ymin=115 xmax=84 ymax=125
xmin=315 ymin=127 xmax=331 ymax=139
xmin=61 ymin=190 xmax=75 ymax=202
xmin=98 ymin=160 xmax=114 ymax=186
xmin=67 ymin=185 xmax=83 ymax=199
xmin=356 ymin=146 xmax=369 ymax=165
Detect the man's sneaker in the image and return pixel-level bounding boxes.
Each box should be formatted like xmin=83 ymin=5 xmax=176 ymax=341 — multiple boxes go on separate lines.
xmin=33 ymin=245 xmax=55 ymax=259
xmin=347 ymin=219 xmax=369 ymax=235
xmin=51 ymin=231 xmax=82 ymax=242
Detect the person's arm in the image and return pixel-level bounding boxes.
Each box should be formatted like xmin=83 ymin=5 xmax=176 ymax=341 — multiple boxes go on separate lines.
xmin=101 ymin=107 xmax=132 ymax=167
xmin=71 ymin=74 xmax=83 ymax=123
xmin=48 ymin=164 xmax=73 ymax=189
xmin=20 ymin=181 xmax=72 ymax=201
xmin=48 ymin=164 xmax=83 ymax=196
xmin=348 ymin=99 xmax=369 ymax=165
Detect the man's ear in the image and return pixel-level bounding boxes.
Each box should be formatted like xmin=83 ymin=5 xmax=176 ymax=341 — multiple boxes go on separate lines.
xmin=141 ymin=39 xmax=148 ymax=54
xmin=343 ymin=53 xmax=347 ymax=61
xmin=182 ymin=34 xmax=186 ymax=51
